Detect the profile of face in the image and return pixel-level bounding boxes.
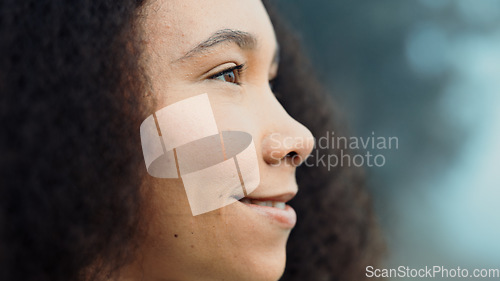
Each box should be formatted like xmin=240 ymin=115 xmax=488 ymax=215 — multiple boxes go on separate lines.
xmin=129 ymin=1 xmax=315 ymax=280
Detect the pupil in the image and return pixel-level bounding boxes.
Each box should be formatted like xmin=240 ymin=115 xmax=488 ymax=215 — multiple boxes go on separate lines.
xmin=225 ymin=71 xmax=235 ymax=83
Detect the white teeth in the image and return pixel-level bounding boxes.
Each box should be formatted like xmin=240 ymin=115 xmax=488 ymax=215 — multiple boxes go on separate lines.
xmin=243 ymin=199 xmax=286 ymax=209
xmin=254 ymin=201 xmax=269 ymax=207
xmin=273 ymin=202 xmax=286 ymax=210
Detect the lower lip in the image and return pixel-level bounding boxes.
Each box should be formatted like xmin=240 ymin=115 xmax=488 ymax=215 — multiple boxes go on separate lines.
xmin=241 ymin=202 xmax=297 ymax=228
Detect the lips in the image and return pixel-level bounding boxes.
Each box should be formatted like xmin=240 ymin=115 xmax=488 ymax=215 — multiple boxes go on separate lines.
xmin=238 ymin=193 xmax=297 ymax=228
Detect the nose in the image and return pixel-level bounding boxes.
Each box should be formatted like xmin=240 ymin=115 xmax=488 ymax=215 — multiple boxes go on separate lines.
xmin=260 ymin=98 xmax=314 ymax=168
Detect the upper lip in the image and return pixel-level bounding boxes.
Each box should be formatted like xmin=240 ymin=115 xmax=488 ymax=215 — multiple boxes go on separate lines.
xmin=240 ymin=192 xmax=296 ymax=203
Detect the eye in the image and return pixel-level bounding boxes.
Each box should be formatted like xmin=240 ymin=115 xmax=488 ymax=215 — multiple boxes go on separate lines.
xmin=210 ymin=64 xmax=244 ymax=85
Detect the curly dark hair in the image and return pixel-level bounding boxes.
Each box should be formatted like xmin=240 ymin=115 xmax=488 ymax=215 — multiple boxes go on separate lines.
xmin=0 ymin=1 xmax=383 ymax=281
xmin=0 ymin=1 xmax=148 ymax=281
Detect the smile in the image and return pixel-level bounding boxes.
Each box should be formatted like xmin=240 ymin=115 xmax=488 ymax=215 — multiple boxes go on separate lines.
xmin=239 ymin=198 xmax=286 ymax=209
xmin=238 ymin=196 xmax=297 ymax=228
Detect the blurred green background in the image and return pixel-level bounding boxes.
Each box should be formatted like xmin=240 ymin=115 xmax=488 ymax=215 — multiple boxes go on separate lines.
xmin=273 ymin=0 xmax=500 ymax=278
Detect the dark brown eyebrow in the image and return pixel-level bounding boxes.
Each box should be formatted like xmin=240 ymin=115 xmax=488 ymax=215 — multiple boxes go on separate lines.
xmin=175 ymin=29 xmax=258 ymax=62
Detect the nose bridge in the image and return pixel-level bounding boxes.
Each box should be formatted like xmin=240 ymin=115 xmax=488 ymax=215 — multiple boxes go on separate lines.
xmin=260 ymin=93 xmax=314 ymax=166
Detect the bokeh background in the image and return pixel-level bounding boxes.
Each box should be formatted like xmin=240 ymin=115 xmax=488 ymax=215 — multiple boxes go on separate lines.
xmin=273 ymin=0 xmax=500 ymax=279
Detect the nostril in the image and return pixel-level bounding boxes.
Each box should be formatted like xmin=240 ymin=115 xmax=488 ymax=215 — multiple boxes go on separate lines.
xmin=285 ymin=151 xmax=302 ymax=166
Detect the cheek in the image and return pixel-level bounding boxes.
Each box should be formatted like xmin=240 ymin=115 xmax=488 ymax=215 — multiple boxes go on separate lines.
xmin=140 ymin=178 xmax=289 ymax=280
xmin=210 ymin=91 xmax=266 ymax=135
xmin=147 ymin=178 xmax=191 ymax=216
xmin=213 ymin=108 xmax=256 ymax=132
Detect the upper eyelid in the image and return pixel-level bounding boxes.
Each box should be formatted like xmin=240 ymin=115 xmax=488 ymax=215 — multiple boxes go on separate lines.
xmin=206 ymin=62 xmax=277 ymax=84
xmin=209 ymin=64 xmax=245 ymax=79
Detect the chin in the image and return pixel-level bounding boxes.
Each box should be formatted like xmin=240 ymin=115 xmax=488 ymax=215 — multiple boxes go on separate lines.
xmin=236 ymin=245 xmax=288 ymax=281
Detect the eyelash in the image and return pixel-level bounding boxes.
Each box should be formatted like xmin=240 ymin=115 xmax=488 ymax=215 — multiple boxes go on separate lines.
xmin=208 ymin=63 xmax=278 ymax=93
xmin=209 ymin=64 xmax=245 ymax=85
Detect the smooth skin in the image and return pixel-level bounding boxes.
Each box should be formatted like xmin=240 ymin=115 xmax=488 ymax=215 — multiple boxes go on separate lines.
xmin=123 ymin=1 xmax=315 ymax=280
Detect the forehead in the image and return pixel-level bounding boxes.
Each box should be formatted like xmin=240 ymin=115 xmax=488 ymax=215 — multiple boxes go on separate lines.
xmin=140 ymin=0 xmax=276 ymax=61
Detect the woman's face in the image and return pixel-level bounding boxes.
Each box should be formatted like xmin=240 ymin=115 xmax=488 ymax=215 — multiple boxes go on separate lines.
xmin=132 ymin=1 xmax=314 ymax=280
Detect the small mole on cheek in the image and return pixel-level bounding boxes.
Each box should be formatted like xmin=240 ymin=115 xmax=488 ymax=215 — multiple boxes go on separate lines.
xmin=174 ymin=234 xmax=178 ymax=238
xmin=190 ymin=245 xmax=194 ymax=249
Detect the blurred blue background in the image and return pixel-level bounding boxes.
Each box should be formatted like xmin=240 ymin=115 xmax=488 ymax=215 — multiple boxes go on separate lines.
xmin=274 ymin=0 xmax=500 ymax=278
